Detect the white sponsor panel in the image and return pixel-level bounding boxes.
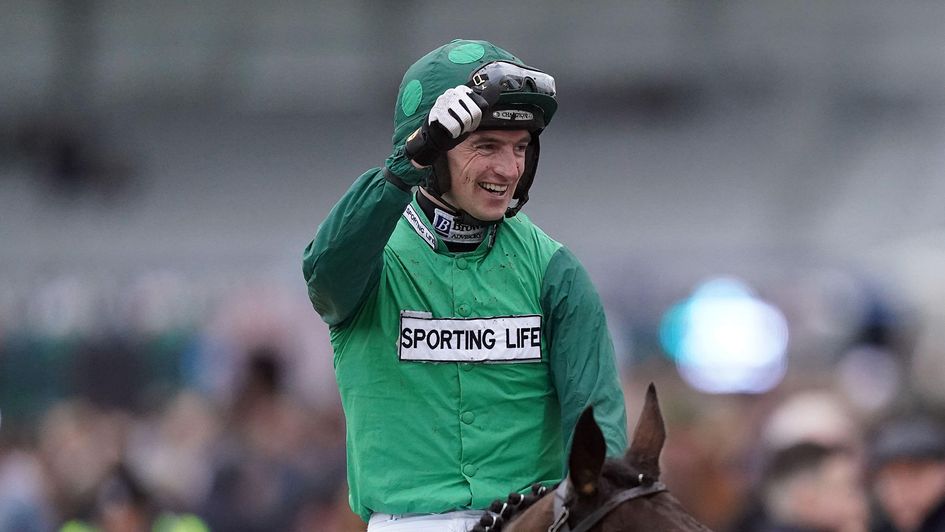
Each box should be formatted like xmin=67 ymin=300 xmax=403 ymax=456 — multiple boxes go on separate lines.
xmin=399 ymin=314 xmax=542 ymax=363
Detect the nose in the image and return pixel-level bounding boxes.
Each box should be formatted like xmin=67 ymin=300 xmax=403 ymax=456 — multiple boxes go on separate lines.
xmin=491 ymin=145 xmax=523 ymax=179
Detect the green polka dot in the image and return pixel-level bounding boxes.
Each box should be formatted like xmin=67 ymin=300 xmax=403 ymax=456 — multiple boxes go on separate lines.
xmin=448 ymin=43 xmax=485 ymax=64
xmin=401 ymin=79 xmax=422 ymax=117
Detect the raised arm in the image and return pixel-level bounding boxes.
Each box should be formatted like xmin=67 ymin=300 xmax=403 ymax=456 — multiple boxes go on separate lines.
xmin=304 ymin=82 xmax=492 ymax=326
xmin=301 ymin=168 xmax=415 ymax=326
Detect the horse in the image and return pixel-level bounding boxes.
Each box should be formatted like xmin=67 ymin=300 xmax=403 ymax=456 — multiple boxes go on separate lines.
xmin=472 ymin=383 xmax=713 ymax=532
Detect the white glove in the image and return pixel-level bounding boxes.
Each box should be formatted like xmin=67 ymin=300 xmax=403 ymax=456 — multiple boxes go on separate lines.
xmin=427 ymin=85 xmax=484 ymax=138
xmin=404 ymin=85 xmax=490 ymax=166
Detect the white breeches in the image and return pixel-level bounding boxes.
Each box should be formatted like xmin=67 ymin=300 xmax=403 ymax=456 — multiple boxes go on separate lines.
xmin=367 ymin=510 xmax=487 ymax=532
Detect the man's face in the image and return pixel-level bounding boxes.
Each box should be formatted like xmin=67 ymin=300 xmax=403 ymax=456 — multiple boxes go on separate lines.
xmin=443 ymin=129 xmax=531 ymax=221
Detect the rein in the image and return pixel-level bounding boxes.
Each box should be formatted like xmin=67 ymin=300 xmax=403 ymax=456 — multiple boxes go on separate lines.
xmin=548 ymin=476 xmax=668 ymax=532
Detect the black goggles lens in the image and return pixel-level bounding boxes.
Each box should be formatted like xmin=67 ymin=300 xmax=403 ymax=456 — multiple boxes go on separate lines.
xmin=468 ymin=61 xmax=556 ymax=97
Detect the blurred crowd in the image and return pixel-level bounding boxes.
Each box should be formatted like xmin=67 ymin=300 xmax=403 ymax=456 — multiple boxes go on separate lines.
xmin=3 ymin=343 xmax=945 ymax=532
xmin=1 ymin=277 xmax=945 ymax=532
xmin=0 ymin=279 xmax=363 ymax=532
xmin=0 ymin=345 xmax=357 ymax=532
xmin=721 ymin=389 xmax=945 ymax=532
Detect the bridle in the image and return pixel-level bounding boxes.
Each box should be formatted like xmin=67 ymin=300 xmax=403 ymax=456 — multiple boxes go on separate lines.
xmin=548 ymin=474 xmax=667 ymax=532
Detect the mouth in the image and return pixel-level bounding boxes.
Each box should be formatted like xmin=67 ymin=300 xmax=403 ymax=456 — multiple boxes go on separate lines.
xmin=478 ymin=182 xmax=509 ymax=196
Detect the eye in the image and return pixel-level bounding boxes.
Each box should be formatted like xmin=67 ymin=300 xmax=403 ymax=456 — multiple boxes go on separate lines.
xmin=515 ymin=144 xmax=528 ymax=155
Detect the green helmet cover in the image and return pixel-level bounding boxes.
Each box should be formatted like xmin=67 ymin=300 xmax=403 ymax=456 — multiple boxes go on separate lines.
xmin=392 ymin=39 xmax=558 ymax=149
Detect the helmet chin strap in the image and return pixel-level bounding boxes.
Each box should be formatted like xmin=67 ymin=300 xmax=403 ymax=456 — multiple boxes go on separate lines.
xmin=505 ymin=193 xmax=528 ymax=218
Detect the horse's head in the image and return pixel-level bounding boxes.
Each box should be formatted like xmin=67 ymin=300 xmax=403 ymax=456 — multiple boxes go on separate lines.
xmin=500 ymin=383 xmax=712 ymax=532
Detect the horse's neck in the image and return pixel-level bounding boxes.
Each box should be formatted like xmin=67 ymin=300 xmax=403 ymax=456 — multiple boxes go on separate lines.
xmin=503 ymin=489 xmax=714 ymax=532
xmin=504 ymin=493 xmax=555 ymax=532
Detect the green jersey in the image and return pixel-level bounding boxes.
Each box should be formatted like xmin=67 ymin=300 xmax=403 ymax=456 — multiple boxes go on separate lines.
xmin=303 ymin=169 xmax=627 ymax=521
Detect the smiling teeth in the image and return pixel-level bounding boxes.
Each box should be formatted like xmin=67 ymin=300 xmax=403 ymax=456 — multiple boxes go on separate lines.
xmin=480 ymin=183 xmax=508 ymax=193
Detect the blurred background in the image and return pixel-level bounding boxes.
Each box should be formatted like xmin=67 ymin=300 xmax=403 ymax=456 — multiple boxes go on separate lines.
xmin=2 ymin=1 xmax=945 ymax=531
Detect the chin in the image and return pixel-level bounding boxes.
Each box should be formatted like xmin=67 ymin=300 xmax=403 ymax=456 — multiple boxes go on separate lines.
xmin=457 ymin=194 xmax=512 ymax=221
xmin=473 ymin=209 xmax=506 ymax=222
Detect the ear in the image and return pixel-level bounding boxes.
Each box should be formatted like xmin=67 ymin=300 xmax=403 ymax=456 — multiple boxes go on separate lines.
xmin=625 ymin=383 xmax=666 ymax=479
xmin=569 ymin=406 xmax=607 ymax=498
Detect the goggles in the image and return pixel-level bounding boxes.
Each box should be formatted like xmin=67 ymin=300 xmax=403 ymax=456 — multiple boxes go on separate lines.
xmin=467 ymin=61 xmax=556 ymax=97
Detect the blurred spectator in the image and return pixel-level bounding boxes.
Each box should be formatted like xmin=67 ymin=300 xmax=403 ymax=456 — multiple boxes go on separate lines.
xmin=756 ymin=442 xmax=868 ymax=532
xmin=761 ymin=390 xmax=862 ymax=452
xmin=38 ymin=400 xmax=129 ymax=521
xmin=60 ymin=462 xmax=210 ymax=532
xmin=731 ymin=389 xmax=867 ymax=532
xmin=199 ymin=346 xmax=346 ymax=531
xmin=124 ymin=391 xmax=220 ymax=510
xmin=0 ymin=445 xmax=55 ymax=532
xmin=92 ymin=464 xmax=154 ymax=532
xmin=868 ymin=416 xmax=945 ymax=532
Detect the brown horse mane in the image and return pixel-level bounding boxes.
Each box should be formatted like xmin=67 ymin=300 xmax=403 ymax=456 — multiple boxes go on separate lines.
xmin=471 ymin=458 xmax=652 ymax=532
xmin=470 ymin=482 xmax=553 ymax=532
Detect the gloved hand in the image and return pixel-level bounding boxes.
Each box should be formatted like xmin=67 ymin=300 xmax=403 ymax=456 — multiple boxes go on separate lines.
xmin=404 ymin=85 xmax=490 ymax=166
xmin=385 ymin=84 xmax=496 ymax=190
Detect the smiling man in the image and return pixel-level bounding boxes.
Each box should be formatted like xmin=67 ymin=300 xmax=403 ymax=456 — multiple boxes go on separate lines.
xmin=302 ymin=39 xmax=627 ymax=532
xmin=437 ymin=128 xmax=531 ymax=221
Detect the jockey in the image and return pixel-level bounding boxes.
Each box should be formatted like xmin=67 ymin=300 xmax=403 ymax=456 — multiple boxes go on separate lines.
xmin=303 ymin=39 xmax=627 ymax=531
